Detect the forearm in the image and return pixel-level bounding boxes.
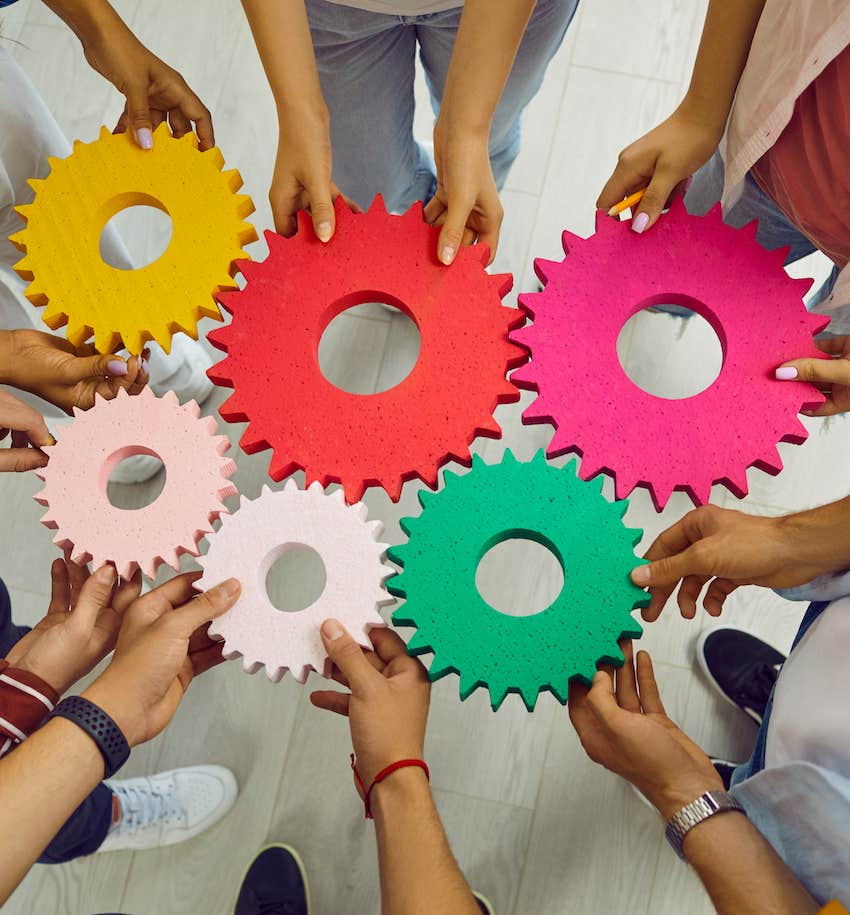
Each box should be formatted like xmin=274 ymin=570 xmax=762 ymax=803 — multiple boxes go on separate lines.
xmin=241 ymin=0 xmax=326 ymax=121
xmin=438 ymin=0 xmax=535 ymax=137
xmin=780 ymin=493 xmax=850 ymax=576
xmin=0 ymin=718 xmax=104 ymax=903
xmin=679 ymin=0 xmax=765 ymax=133
xmin=682 ymin=811 xmax=818 ymax=914
xmin=372 ymin=769 xmax=479 ymax=915
xmin=37 ymin=0 xmax=134 ymax=51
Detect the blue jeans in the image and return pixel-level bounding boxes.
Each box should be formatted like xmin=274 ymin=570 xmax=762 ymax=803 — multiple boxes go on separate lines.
xmin=731 ymin=601 xmax=830 ymax=787
xmin=0 ymin=577 xmax=113 ymax=863
xmin=305 ymin=0 xmax=578 ymax=211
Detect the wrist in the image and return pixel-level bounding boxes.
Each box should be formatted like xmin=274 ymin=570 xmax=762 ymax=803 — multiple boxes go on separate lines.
xmin=0 ymin=329 xmax=19 ymax=385
xmin=674 ymin=94 xmax=728 ymax=140
xmin=82 ymin=677 xmax=142 ymax=747
xmin=434 ymin=112 xmax=490 ymax=146
xmin=646 ymin=775 xmax=725 ymax=821
xmin=369 ymin=765 xmax=431 ymax=821
xmin=779 ymin=506 xmax=850 ymax=577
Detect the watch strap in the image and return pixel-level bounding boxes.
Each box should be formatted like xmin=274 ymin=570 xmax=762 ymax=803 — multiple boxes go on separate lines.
xmin=46 ymin=696 xmax=130 ymax=779
xmin=665 ymin=790 xmax=746 ymax=860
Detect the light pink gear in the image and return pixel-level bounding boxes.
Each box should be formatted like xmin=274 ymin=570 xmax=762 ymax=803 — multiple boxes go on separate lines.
xmin=198 ymin=481 xmax=393 ymax=684
xmin=511 ymin=200 xmax=829 ymax=509
xmin=35 ymin=386 xmax=237 ymax=578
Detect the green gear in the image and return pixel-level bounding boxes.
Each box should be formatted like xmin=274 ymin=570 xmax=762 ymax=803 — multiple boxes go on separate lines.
xmin=388 ymin=450 xmax=650 ymax=711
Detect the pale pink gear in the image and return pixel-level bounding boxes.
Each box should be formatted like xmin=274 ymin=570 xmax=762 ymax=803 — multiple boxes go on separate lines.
xmin=35 ymin=386 xmax=237 ymax=578
xmin=198 ymin=481 xmax=393 ymax=684
xmin=511 ymin=200 xmax=829 ymax=509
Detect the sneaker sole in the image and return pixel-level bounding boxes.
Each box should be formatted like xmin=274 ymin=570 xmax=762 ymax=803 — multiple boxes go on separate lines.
xmin=233 ymin=843 xmax=312 ymax=915
xmin=695 ymin=627 xmax=771 ymax=726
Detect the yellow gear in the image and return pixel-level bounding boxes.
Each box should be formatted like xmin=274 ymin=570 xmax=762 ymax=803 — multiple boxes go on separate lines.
xmin=10 ymin=124 xmax=257 ymax=354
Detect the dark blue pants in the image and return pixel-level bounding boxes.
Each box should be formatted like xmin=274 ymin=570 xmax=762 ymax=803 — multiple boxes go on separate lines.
xmin=0 ymin=576 xmax=113 ymax=862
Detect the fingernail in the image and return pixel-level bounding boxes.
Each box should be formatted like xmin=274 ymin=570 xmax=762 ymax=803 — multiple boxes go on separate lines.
xmin=316 ymin=222 xmax=332 ymax=243
xmin=47 ymin=434 xmax=57 ymax=447
xmin=95 ymin=564 xmax=116 ymax=583
xmin=214 ymin=578 xmax=240 ymax=599
xmin=108 ymin=360 xmax=128 ymax=377
xmin=135 ymin=128 xmax=153 ymax=150
xmin=632 ymin=212 xmax=650 ymax=234
xmin=775 ymin=366 xmax=798 ymax=380
xmin=141 ymin=358 xmax=150 ymax=375
xmin=441 ymin=245 xmax=455 ymax=265
xmin=322 ymin=618 xmax=345 ymax=640
xmin=631 ymin=566 xmax=650 ymax=585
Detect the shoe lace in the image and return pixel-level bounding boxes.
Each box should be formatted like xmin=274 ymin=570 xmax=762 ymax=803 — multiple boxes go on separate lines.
xmin=113 ymin=780 xmax=182 ymax=834
xmin=735 ymin=662 xmax=779 ymax=711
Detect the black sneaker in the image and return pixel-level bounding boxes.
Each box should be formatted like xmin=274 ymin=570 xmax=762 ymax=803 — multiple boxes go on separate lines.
xmin=709 ymin=756 xmax=742 ymax=790
xmin=697 ymin=627 xmax=786 ymax=725
xmin=234 ymin=844 xmax=310 ymax=915
xmin=474 ymin=891 xmax=495 ymax=915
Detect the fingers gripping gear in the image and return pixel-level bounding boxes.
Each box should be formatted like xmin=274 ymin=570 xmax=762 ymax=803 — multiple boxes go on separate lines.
xmin=511 ymin=201 xmax=829 ymax=510
xmin=11 ymin=125 xmax=257 ymax=354
xmin=388 ymin=451 xmax=649 ymax=711
xmin=198 ymin=482 xmax=394 ymax=683
xmin=207 ymin=196 xmax=527 ymax=503
xmin=34 ymin=386 xmax=237 ymax=579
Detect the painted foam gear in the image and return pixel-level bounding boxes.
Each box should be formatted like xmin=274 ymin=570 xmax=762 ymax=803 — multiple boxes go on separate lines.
xmin=388 ymin=451 xmax=649 ymax=712
xmin=511 ymin=200 xmax=830 ymax=510
xmin=207 ymin=196 xmax=527 ymax=504
xmin=198 ymin=481 xmax=394 ymax=683
xmin=10 ymin=125 xmax=257 ymax=355
xmin=34 ymin=386 xmax=237 ymax=579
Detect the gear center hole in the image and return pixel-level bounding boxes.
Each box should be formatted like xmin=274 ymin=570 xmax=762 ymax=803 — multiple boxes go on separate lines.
xmin=265 ymin=544 xmax=327 ymax=613
xmin=99 ymin=198 xmax=173 ymax=271
xmin=617 ymin=296 xmax=724 ymax=400
xmin=105 ymin=448 xmax=166 ymax=510
xmin=319 ymin=298 xmax=421 ymax=395
xmin=476 ymin=534 xmax=564 ymax=617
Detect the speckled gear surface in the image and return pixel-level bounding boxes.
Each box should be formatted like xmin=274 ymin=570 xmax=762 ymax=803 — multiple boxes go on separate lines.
xmin=198 ymin=481 xmax=394 ymax=683
xmin=34 ymin=386 xmax=237 ymax=579
xmin=207 ymin=196 xmax=527 ymax=503
xmin=10 ymin=124 xmax=257 ymax=354
xmin=388 ymin=451 xmax=649 ymax=711
xmin=511 ymin=200 xmax=829 ymax=510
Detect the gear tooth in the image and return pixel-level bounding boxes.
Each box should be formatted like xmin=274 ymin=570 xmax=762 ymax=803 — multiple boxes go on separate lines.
xmin=516 ymin=293 xmax=539 ymax=320
xmin=405 ymin=630 xmax=433 ymax=656
xmin=25 ymin=177 xmax=47 ymax=195
xmin=398 ymin=514 xmax=418 ymax=537
xmin=13 ymin=203 xmax=34 ymax=224
xmin=502 ymin=448 xmax=517 ymax=465
xmin=382 ymin=477 xmax=403 ymax=503
xmin=46 ymin=155 xmax=63 ymax=172
xmin=387 ymin=541 xmax=407 ymax=564
xmin=490 ymin=272 xmax=513 ymax=297
xmin=416 ymin=489 xmax=437 ymax=510
xmin=808 ymin=312 xmax=831 ymax=334
xmin=792 ymin=276 xmax=815 ymax=298
xmin=351 ymin=501 xmax=369 ymax=522
xmin=367 ymin=518 xmax=384 ymax=539
xmin=404 ymin=199 xmax=424 ymax=221
xmin=369 ymin=194 xmax=388 ymax=214
xmin=488 ymin=681 xmax=512 ymax=711
xmin=534 ymin=257 xmax=562 ymax=284
xmin=470 ymin=453 xmax=486 ymax=470
xmin=771 ymin=244 xmax=792 ymax=266
xmin=740 ymin=218 xmax=759 ymax=239
xmin=427 ymin=655 xmax=455 ymax=683
xmin=518 ymin=683 xmax=540 ymax=712
xmin=721 ymin=470 xmax=749 ymax=499
xmin=754 ymin=446 xmax=783 ymax=474
xmin=264 ymin=228 xmax=286 ymax=253
xmin=459 ymin=669 xmax=483 ymax=700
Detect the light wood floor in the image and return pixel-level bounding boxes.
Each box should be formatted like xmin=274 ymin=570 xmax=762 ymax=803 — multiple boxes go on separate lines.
xmin=2 ymin=1 xmax=849 ymax=912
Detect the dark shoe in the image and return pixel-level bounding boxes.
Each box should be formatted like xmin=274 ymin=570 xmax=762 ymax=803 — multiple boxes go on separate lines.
xmin=234 ymin=844 xmax=309 ymax=915
xmin=474 ymin=891 xmax=495 ymax=915
xmin=697 ymin=627 xmax=786 ymax=725
xmin=709 ymin=756 xmax=742 ymax=790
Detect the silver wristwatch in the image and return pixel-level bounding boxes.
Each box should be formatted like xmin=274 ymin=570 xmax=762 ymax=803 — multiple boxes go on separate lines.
xmin=665 ymin=790 xmax=746 ymax=860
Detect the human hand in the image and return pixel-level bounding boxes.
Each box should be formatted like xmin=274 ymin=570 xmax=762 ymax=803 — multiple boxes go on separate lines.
xmin=425 ymin=125 xmax=502 ymax=266
xmin=0 ymin=329 xmax=148 ymax=414
xmin=0 ymin=390 xmax=53 ymax=473
xmin=5 ymin=560 xmax=141 ymax=694
xmin=310 ymin=621 xmax=431 ymax=790
xmin=82 ymin=573 xmax=240 ymax=746
xmin=597 ymin=104 xmax=722 ymax=234
xmin=775 ymin=335 xmax=850 ymax=417
xmin=630 ymin=505 xmax=825 ymax=621
xmin=569 ymin=642 xmax=722 ymax=819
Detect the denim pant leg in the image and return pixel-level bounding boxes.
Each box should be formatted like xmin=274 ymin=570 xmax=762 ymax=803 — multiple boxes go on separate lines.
xmin=416 ymin=0 xmax=579 ymax=190
xmin=1 ymin=576 xmax=114 ymax=863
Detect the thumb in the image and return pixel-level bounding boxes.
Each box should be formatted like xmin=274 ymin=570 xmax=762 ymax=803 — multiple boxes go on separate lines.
xmin=71 ymin=564 xmax=116 ymax=630
xmin=125 ymin=83 xmax=154 ymax=150
xmin=68 ymin=353 xmax=129 ymax=380
xmin=321 ymin=619 xmax=377 ymax=695
xmin=631 ymin=167 xmax=678 ymax=234
xmin=307 ymin=178 xmax=335 ymax=243
xmin=436 ymin=199 xmax=471 ymax=265
xmin=775 ymin=357 xmax=850 ymax=386
xmin=171 ymin=578 xmax=241 ymax=636
xmin=630 ymin=546 xmax=707 ymax=589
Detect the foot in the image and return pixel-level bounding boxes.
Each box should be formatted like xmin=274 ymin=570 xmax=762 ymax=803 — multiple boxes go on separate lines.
xmin=234 ymin=843 xmax=310 ymax=915
xmin=709 ymin=756 xmax=742 ymax=790
xmin=474 ymin=891 xmax=495 ymax=915
xmin=697 ymin=627 xmax=786 ymax=725
xmin=98 ymin=765 xmax=237 ymax=853
xmin=147 ymin=335 xmax=214 ymax=406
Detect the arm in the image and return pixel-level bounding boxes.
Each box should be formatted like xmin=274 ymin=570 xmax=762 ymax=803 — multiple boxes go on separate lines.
xmin=568 ymin=643 xmax=818 ymax=915
xmin=37 ymin=0 xmax=214 ymax=148
xmin=241 ymin=0 xmax=341 ymax=239
xmin=597 ymin=0 xmax=766 ymax=230
xmin=424 ymin=0 xmax=535 ymax=264
xmin=632 ymin=499 xmax=850 ymax=620
xmin=311 ymin=621 xmax=478 ymax=915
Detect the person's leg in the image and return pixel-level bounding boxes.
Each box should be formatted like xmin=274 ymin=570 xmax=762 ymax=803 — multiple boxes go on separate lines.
xmin=37 ymin=783 xmax=115 ymax=863
xmin=234 ymin=844 xmax=310 ymax=915
xmin=0 ymin=576 xmax=31 ymax=654
xmin=416 ymin=0 xmax=578 ymax=191
xmin=305 ymin=0 xmax=432 ymax=213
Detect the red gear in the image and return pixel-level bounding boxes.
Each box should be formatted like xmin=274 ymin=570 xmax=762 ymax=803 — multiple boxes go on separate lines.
xmin=208 ymin=197 xmax=527 ymax=502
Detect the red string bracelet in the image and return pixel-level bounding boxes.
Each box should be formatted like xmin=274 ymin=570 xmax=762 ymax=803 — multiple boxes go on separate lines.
xmin=350 ymin=754 xmax=430 ymax=819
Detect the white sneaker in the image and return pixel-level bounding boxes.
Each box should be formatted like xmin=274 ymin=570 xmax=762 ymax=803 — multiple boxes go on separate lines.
xmin=147 ymin=335 xmax=215 ymax=406
xmin=98 ymin=765 xmax=238 ymax=853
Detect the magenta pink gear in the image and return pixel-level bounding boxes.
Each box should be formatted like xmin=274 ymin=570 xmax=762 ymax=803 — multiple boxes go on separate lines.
xmin=510 ymin=200 xmax=829 ymax=509
xmin=34 ymin=386 xmax=237 ymax=578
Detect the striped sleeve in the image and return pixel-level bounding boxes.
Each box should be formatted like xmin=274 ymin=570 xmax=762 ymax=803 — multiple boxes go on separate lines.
xmin=0 ymin=660 xmax=60 ymax=758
